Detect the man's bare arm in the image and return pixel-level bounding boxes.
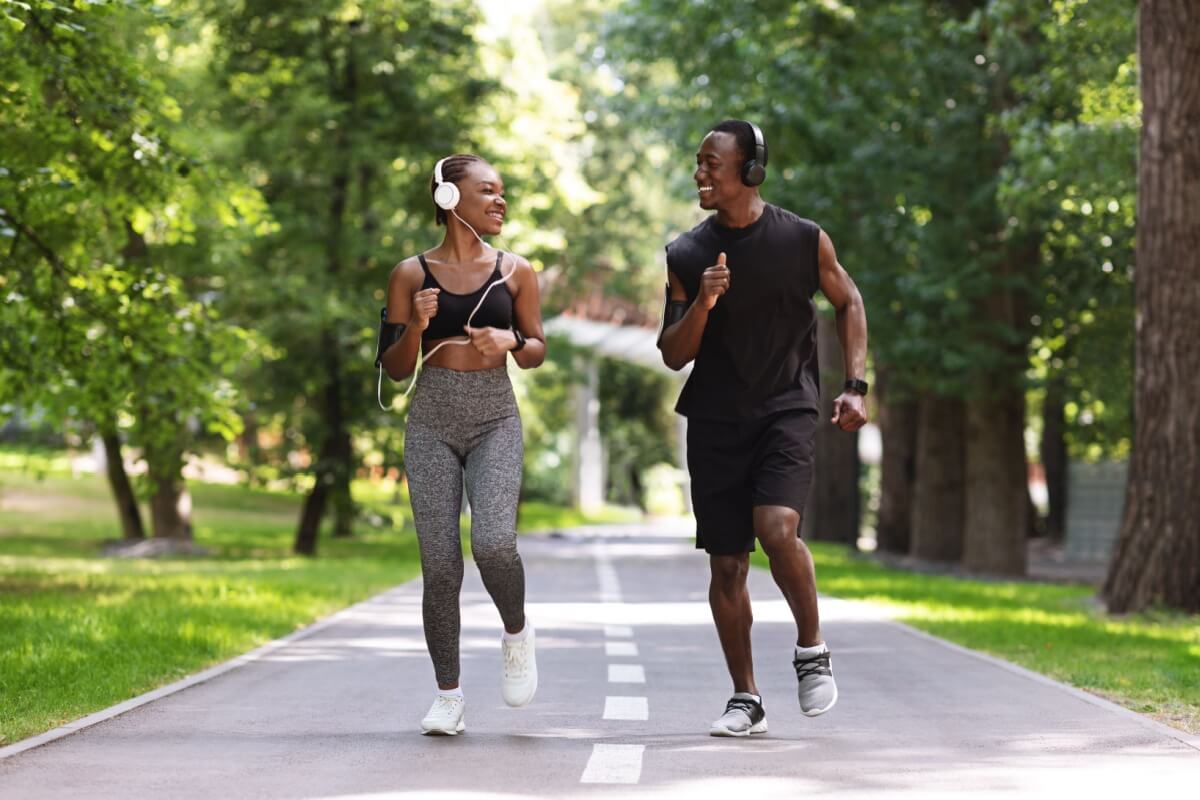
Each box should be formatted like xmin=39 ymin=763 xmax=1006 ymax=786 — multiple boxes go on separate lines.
xmin=658 ymin=253 xmax=730 ymax=370
xmin=817 ymin=231 xmax=869 ymax=430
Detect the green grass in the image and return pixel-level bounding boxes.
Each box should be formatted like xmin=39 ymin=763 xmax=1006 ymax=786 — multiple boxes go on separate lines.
xmin=0 ymin=467 xmax=423 ymax=747
xmin=0 ymin=456 xmax=647 ymax=747
xmin=517 ymin=501 xmax=642 ymax=533
xmin=754 ymin=543 xmax=1200 ymax=734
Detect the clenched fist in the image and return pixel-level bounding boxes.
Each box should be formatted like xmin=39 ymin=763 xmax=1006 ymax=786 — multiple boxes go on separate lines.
xmin=699 ymin=251 xmax=730 ymax=311
xmin=831 ymin=392 xmax=868 ymax=432
xmin=410 ymin=287 xmax=440 ymax=331
xmin=466 ymin=326 xmax=517 ymax=357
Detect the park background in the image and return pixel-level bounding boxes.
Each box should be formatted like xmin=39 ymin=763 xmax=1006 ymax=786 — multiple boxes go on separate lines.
xmin=1 ymin=0 xmax=1196 ymax=750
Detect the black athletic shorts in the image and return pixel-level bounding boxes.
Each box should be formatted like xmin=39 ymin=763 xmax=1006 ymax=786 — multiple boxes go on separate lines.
xmin=686 ymin=409 xmax=818 ymax=555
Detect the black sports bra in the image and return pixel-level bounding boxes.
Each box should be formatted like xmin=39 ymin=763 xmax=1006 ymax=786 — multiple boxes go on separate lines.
xmin=418 ymin=251 xmax=514 ymax=341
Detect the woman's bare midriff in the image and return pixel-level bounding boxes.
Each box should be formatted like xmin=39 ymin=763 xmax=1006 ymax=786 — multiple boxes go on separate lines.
xmin=422 ymin=335 xmax=508 ymax=371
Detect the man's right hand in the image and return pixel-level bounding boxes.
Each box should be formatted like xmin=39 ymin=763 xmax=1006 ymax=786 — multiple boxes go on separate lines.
xmin=410 ymin=287 xmax=440 ymax=331
xmin=698 ymin=252 xmax=730 ymax=311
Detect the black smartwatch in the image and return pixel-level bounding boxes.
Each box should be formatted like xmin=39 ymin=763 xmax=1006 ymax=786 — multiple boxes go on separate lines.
xmin=844 ymin=378 xmax=869 ymax=396
xmin=511 ymin=328 xmax=527 ymax=352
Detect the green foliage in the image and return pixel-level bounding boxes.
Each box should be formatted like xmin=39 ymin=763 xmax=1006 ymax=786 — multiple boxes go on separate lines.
xmin=577 ymin=0 xmax=1137 ymax=454
xmin=0 ymin=0 xmax=261 ymax=492
xmin=598 ymin=357 xmax=676 ymax=507
xmin=195 ymin=1 xmax=513 ymax=532
xmin=513 ymin=336 xmax=580 ymax=505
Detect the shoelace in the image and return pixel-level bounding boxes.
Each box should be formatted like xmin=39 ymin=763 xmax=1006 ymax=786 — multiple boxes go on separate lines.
xmin=431 ymin=695 xmax=462 ymax=715
xmin=504 ymin=640 xmax=528 ymax=677
xmin=793 ymin=650 xmax=832 ymax=681
xmin=724 ymin=697 xmax=760 ymax=717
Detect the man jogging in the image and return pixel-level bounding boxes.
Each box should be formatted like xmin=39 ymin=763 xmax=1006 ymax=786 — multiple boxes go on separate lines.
xmin=658 ymin=119 xmax=868 ymax=737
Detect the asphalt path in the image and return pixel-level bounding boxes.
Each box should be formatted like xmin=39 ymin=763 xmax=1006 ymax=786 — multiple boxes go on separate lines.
xmin=2 ymin=522 xmax=1196 ymax=798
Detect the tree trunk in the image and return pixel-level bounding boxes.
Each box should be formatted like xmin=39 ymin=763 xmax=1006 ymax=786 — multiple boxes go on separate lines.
xmin=149 ymin=481 xmax=192 ymax=540
xmin=141 ymin=428 xmax=192 ymax=541
xmin=875 ymin=367 xmax=918 ymax=554
xmin=101 ymin=430 xmax=145 ymax=540
xmin=331 ymin=426 xmax=354 ymax=539
xmin=240 ymin=411 xmax=263 ymax=487
xmin=963 ymin=381 xmax=1028 ymax=575
xmin=803 ymin=313 xmax=860 ymax=545
xmin=910 ymin=393 xmax=965 ymax=562
xmin=961 ymin=227 xmax=1036 ymax=575
xmin=294 ymin=28 xmax=355 ymax=554
xmin=294 ymin=332 xmax=349 ymax=554
xmin=148 ymin=467 xmax=192 ymax=540
xmin=1040 ymin=374 xmax=1068 ymax=541
xmin=295 ymin=469 xmax=329 ymax=557
xmin=1104 ymin=1 xmax=1200 ymax=613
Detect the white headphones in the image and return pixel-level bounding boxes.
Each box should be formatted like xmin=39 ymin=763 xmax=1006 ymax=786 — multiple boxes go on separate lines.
xmin=433 ymin=157 xmax=460 ymax=211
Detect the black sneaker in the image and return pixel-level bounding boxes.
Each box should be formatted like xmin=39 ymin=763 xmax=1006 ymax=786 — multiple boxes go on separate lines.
xmin=709 ymin=692 xmax=768 ymax=737
xmin=793 ymin=645 xmax=838 ymax=716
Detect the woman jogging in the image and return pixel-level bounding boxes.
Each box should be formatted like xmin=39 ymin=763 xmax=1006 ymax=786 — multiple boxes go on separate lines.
xmin=378 ymin=153 xmax=546 ymax=735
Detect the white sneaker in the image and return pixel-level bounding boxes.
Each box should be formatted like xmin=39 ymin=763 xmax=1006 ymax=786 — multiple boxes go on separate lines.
xmin=501 ymin=623 xmax=537 ymax=707
xmin=420 ymin=694 xmax=465 ymax=735
xmin=710 ymin=693 xmax=768 ymax=737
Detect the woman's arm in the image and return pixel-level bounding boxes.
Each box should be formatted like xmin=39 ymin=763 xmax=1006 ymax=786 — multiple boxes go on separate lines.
xmin=381 ymin=258 xmax=437 ymax=381
xmin=509 ymin=255 xmax=545 ymax=369
xmin=465 ymin=254 xmax=545 ymax=368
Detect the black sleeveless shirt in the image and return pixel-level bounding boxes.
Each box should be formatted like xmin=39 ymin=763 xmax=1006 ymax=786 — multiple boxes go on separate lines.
xmin=418 ymin=251 xmax=514 ymax=340
xmin=666 ymin=204 xmax=822 ymax=420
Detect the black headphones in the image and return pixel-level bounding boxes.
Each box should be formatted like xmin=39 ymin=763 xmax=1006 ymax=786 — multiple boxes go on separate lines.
xmin=740 ymin=120 xmax=768 ymax=187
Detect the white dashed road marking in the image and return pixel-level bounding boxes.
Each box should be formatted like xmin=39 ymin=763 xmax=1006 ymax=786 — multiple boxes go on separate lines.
xmin=580 ymin=744 xmax=645 ymax=784
xmin=604 ymin=696 xmax=650 ymax=721
xmin=605 ymin=641 xmax=639 ymax=657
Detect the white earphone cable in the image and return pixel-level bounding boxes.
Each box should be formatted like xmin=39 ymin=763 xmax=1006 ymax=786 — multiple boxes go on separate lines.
xmin=377 ymin=207 xmax=518 ymax=410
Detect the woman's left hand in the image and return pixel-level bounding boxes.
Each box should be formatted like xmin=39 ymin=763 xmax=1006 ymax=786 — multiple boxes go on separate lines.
xmin=466 ymin=326 xmax=516 ymax=357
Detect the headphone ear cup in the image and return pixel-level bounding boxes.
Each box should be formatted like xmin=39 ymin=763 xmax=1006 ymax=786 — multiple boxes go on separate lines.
xmin=742 ymin=160 xmax=766 ymax=187
xmin=434 ymin=181 xmax=460 ymax=211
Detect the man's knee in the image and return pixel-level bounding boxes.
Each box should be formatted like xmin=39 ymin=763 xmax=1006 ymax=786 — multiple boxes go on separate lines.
xmin=755 ymin=507 xmax=801 ymax=556
xmin=710 ymin=553 xmax=749 ymax=587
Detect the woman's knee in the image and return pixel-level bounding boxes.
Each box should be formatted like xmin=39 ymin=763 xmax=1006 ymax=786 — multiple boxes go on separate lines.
xmin=472 ymin=532 xmax=520 ymax=569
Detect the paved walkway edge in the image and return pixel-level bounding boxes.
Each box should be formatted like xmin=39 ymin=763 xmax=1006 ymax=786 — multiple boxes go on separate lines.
xmin=0 ymin=583 xmax=413 ymax=761
xmin=884 ymin=618 xmax=1200 ymax=752
xmin=3 ymin=570 xmax=1196 ymax=760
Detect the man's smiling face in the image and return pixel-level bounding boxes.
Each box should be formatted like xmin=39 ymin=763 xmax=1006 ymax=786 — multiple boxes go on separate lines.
xmin=694 ymin=131 xmax=746 ymax=211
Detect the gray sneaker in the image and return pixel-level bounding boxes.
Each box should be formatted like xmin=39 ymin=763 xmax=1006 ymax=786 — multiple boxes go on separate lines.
xmin=793 ymin=646 xmax=838 ymax=716
xmin=709 ymin=693 xmax=768 ymax=737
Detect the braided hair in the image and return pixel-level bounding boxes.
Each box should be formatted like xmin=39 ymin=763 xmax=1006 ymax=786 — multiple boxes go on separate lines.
xmin=431 ymin=153 xmax=485 ymax=226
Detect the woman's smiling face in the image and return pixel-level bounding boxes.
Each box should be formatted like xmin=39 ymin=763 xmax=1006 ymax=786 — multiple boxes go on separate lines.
xmin=454 ymin=160 xmax=507 ymax=236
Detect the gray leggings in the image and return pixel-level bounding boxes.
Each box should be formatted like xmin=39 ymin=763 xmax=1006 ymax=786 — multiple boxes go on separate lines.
xmin=404 ymin=366 xmax=526 ymax=687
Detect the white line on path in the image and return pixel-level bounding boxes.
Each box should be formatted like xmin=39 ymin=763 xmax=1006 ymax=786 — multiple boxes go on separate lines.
xmin=585 ymin=542 xmax=649 ymax=786
xmin=605 ymin=641 xmax=639 ymax=657
xmin=595 ymin=548 xmax=622 ymax=603
xmin=580 ymin=744 xmax=645 ymax=784
xmin=604 ymin=696 xmax=650 ymax=721
xmin=608 ymin=664 xmax=646 ymax=684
